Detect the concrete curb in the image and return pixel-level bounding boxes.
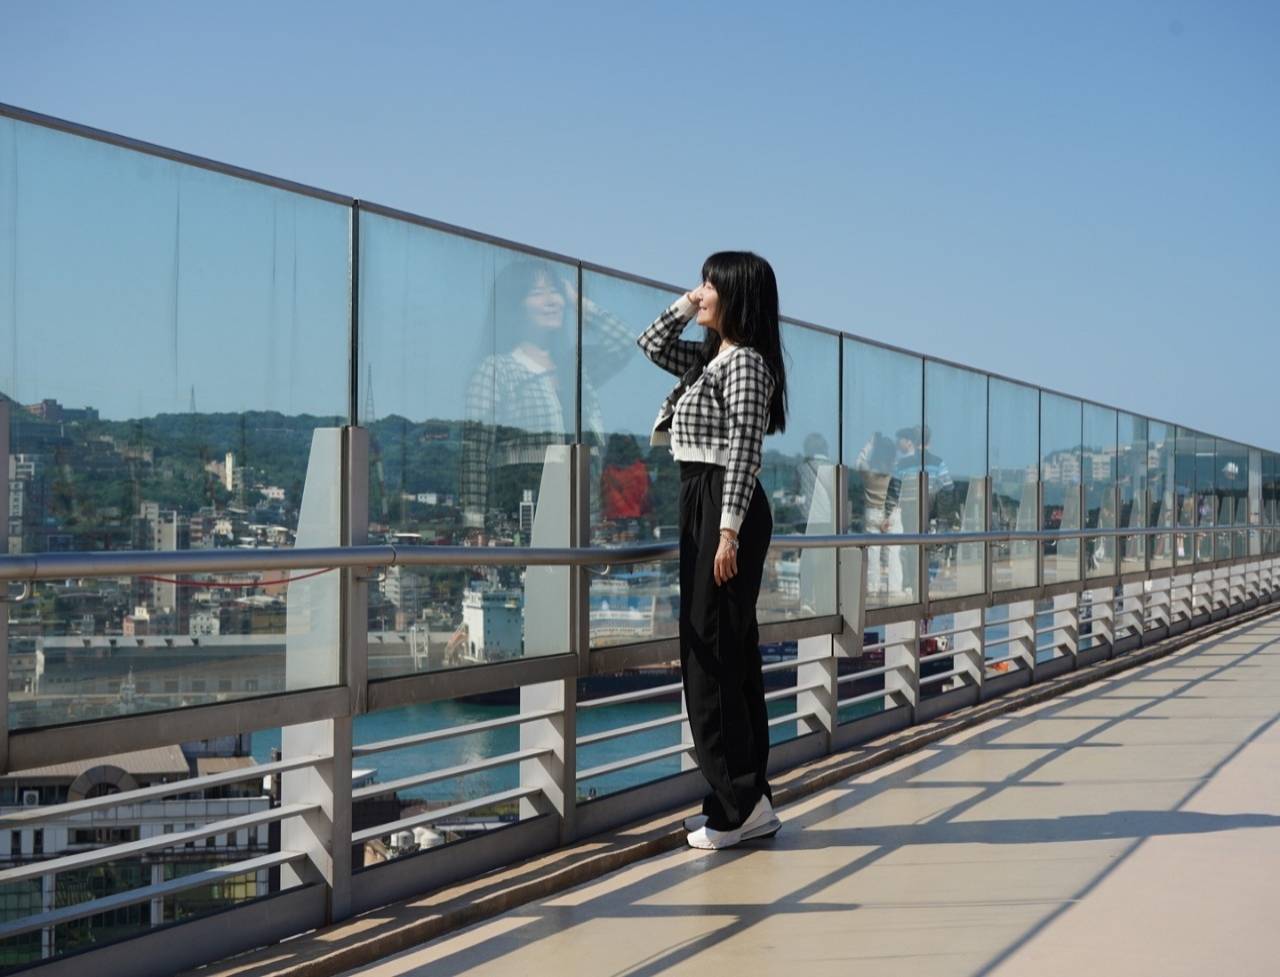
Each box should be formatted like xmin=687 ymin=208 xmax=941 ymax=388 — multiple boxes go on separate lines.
xmin=187 ymin=602 xmax=1280 ymax=977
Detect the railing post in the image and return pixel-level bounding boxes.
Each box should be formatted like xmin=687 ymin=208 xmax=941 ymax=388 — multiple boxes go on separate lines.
xmin=797 ymin=462 xmax=842 ymax=753
xmin=345 ymin=428 xmax=369 ymax=713
xmin=884 ymin=618 xmax=919 ymax=723
xmin=280 ymin=428 xmax=353 ymax=923
xmin=1036 ymin=478 xmax=1045 ymax=590
xmin=520 ymin=445 xmax=577 ymax=844
xmin=919 ymin=470 xmax=930 ymax=616
xmin=1053 ymin=592 xmax=1080 ymax=667
xmin=1009 ymin=598 xmax=1037 ymax=677
xmin=953 ymin=607 xmax=984 ymax=696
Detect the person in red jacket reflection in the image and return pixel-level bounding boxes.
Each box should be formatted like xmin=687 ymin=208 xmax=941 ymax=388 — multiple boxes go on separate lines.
xmin=601 ymin=433 xmax=651 ymax=522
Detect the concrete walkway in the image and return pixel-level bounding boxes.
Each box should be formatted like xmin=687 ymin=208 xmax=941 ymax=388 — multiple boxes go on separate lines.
xmin=340 ymin=617 xmax=1280 ymax=977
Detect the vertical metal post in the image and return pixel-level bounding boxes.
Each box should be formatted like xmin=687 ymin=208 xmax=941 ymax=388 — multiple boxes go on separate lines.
xmin=281 ymin=429 xmax=352 ymax=923
xmin=1078 ymin=423 xmax=1087 ymax=584
xmin=570 ymin=443 xmax=591 ymax=678
xmin=984 ymin=474 xmax=994 ymax=602
xmin=919 ymin=470 xmax=930 ymax=618
xmin=837 ymin=336 xmax=845 ymax=466
xmin=348 ymin=201 xmax=361 ymax=427
xmin=520 ymin=446 xmax=577 ymax=843
xmin=1035 ymin=478 xmax=1045 ymax=590
xmin=1144 ymin=483 xmax=1152 ymax=573
xmin=1113 ymin=479 xmax=1121 ymax=578
xmin=574 ymin=263 xmax=583 ymax=447
xmin=798 ymin=462 xmax=841 ymax=753
xmin=344 ymin=428 xmax=369 ymax=712
xmin=884 ymin=616 xmax=919 ymax=724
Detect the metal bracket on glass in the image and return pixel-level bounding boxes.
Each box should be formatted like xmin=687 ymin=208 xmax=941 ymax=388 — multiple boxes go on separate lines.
xmin=984 ymin=475 xmax=994 ymax=602
xmin=919 ymin=470 xmax=931 ymax=618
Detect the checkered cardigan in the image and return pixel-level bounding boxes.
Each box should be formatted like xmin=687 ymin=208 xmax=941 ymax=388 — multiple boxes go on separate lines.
xmin=461 ymin=301 xmax=632 ymax=530
xmin=637 ymin=296 xmax=775 ymax=534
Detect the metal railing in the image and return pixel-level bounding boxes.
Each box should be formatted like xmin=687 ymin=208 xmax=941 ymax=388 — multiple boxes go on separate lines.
xmin=1 ymin=520 xmax=1276 ymax=976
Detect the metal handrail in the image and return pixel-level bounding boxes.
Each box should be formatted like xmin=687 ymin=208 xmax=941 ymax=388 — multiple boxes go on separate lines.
xmin=0 ymin=524 xmax=1254 ymax=583
xmin=0 ymin=753 xmax=324 ymax=827
xmin=0 ymin=802 xmax=318 ymax=886
xmin=0 ymin=850 xmax=306 ymax=941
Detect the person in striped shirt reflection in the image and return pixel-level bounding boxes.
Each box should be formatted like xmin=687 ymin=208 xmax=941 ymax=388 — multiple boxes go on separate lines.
xmin=636 ymin=251 xmax=789 ymax=850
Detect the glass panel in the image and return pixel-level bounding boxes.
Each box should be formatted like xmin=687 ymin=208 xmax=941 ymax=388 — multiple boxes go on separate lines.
xmin=1266 ymin=453 xmax=1277 ymax=527
xmin=1248 ymin=448 xmax=1261 ymax=556
xmin=1262 ymin=452 xmax=1276 ymax=556
xmin=359 ymin=213 xmax=577 ymax=674
xmin=1174 ymin=426 xmax=1197 ymax=566
xmin=1195 ymin=432 xmax=1216 ymax=562
xmin=1216 ymin=439 xmax=1245 ymax=560
xmin=1083 ymin=403 xmax=1116 ymax=578
xmin=924 ymin=362 xmax=986 ymax=599
xmin=1249 ymin=448 xmax=1262 ymax=528
xmin=989 ymin=379 xmax=1038 ymax=591
xmin=1040 ymin=392 xmax=1081 ymax=584
xmin=1118 ymin=413 xmax=1147 ymax=574
xmin=1147 ymin=420 xmax=1174 ymax=570
xmin=845 ymin=341 xmax=922 ymax=607
xmin=763 ymin=323 xmax=840 ymax=622
xmin=0 ymin=118 xmax=349 ymax=729
xmin=578 ymin=272 xmax=681 ymax=649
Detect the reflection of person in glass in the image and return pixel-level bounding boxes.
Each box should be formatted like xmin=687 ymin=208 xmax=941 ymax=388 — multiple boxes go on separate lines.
xmin=796 ymin=433 xmax=833 ymax=529
xmin=637 ymin=251 xmax=788 ymax=850
xmin=460 ymin=260 xmax=632 ymax=543
xmin=854 ymin=432 xmax=903 ymax=596
xmin=895 ymin=424 xmax=955 ymax=582
xmin=600 ymin=433 xmax=651 ymax=531
xmin=895 ymin=425 xmax=953 ymax=511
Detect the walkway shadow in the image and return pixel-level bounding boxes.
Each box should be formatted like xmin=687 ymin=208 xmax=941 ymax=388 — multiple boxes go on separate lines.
xmin=774 ymin=809 xmax=1280 ymax=849
xmin=221 ymin=617 xmax=1280 ymax=977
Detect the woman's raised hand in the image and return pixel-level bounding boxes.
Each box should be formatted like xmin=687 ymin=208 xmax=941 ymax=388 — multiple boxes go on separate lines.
xmin=685 ymin=285 xmax=705 ymax=310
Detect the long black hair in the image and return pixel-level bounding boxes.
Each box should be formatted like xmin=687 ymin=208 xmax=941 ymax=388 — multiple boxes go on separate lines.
xmin=699 ymin=250 xmax=788 ymax=435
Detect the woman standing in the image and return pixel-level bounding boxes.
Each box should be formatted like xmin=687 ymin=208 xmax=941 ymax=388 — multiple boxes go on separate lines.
xmin=637 ymin=251 xmax=788 ymax=850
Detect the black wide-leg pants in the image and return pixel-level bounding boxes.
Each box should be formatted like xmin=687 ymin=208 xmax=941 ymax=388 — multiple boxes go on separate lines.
xmin=678 ymin=461 xmax=774 ymax=831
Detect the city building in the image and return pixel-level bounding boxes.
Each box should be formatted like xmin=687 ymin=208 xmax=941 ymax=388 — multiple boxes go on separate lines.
xmin=460 ymin=585 xmax=523 ymax=663
xmin=0 ymin=744 xmax=270 ymax=965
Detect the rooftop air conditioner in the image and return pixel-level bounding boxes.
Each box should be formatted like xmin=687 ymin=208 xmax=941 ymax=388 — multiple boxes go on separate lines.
xmin=21 ymin=790 xmax=39 ymax=807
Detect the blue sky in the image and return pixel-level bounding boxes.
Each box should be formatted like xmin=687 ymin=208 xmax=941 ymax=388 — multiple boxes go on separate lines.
xmin=1 ymin=1 xmax=1276 ymax=447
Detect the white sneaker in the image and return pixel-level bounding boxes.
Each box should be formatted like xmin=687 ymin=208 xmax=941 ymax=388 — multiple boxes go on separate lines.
xmin=685 ymin=796 xmax=780 ymax=849
xmin=686 ymin=821 xmax=744 ymax=850
xmin=739 ymin=795 xmax=782 ymax=841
